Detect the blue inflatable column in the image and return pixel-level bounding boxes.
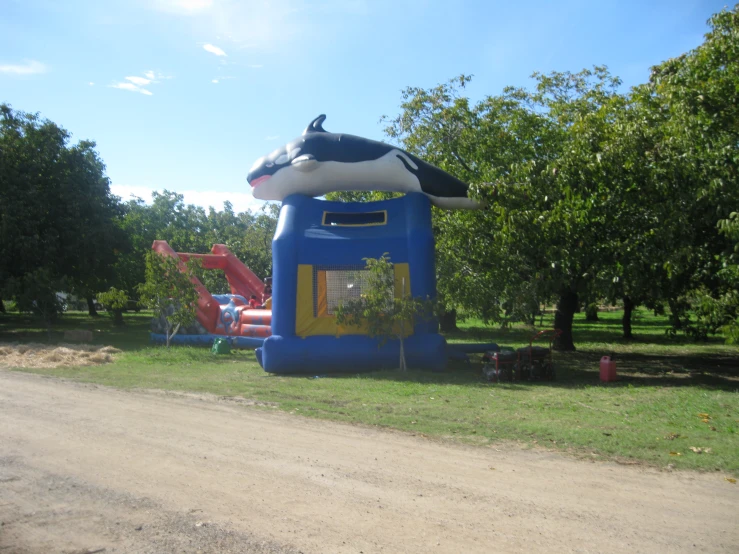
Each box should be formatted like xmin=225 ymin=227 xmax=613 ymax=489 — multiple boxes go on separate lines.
xmin=255 ymin=197 xmax=302 ymax=368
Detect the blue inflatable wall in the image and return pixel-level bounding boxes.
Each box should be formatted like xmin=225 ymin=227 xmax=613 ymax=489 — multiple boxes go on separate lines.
xmin=257 ymin=193 xmax=446 ymax=373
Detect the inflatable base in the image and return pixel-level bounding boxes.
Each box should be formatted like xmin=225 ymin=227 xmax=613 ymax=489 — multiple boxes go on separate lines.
xmin=150 ymin=333 xmax=264 ymax=349
xmin=256 ymin=333 xmax=447 ymax=374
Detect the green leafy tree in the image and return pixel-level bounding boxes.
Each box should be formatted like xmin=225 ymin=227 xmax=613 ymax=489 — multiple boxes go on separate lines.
xmin=384 ymin=68 xmax=634 ymax=349
xmin=334 ymin=254 xmax=435 ymax=371
xmin=137 ymin=252 xmax=201 ymax=347
xmin=112 ymin=191 xmax=209 ymax=301
xmin=634 ymin=6 xmax=739 ymax=336
xmin=0 ymin=104 xmax=126 ymax=319
xmin=97 ymin=287 xmax=130 ymax=327
xmin=687 ymin=212 xmax=739 ymax=342
xmin=114 ymin=194 xmax=278 ymax=302
xmin=6 ymin=268 xmax=67 ymax=337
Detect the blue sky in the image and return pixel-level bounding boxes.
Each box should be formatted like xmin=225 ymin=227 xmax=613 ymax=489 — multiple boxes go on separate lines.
xmin=1 ymin=0 xmax=729 ymax=213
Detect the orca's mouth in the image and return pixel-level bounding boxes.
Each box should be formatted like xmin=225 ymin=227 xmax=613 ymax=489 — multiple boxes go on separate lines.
xmin=250 ymin=175 xmax=271 ymax=188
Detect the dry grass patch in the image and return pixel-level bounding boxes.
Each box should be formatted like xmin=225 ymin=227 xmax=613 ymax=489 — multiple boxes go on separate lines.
xmin=0 ymin=343 xmax=122 ymax=369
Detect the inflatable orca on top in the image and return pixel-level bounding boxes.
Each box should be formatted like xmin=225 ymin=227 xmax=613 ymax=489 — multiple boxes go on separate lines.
xmin=247 ymin=115 xmax=481 ymax=209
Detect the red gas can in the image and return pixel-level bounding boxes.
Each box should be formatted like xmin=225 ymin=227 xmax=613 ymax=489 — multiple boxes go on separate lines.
xmin=600 ymin=356 xmax=617 ymax=382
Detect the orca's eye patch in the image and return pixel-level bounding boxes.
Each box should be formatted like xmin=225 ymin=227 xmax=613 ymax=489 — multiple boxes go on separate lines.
xmin=274 ymin=147 xmax=301 ymax=166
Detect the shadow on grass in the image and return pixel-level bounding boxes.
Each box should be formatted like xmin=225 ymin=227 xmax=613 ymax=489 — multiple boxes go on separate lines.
xmin=289 ymin=350 xmax=739 ymax=392
xmin=446 ymin=325 xmax=726 ymax=348
xmin=0 ymin=311 xmax=152 ymax=351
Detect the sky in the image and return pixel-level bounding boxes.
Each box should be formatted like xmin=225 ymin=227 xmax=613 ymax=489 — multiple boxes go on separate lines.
xmin=1 ymin=0 xmax=731 ymax=213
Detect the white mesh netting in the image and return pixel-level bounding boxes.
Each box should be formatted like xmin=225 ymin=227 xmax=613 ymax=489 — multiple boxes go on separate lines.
xmin=323 ymin=268 xmax=370 ymax=315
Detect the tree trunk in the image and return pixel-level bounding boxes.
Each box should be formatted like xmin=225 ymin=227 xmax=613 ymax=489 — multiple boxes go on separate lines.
xmin=553 ymin=290 xmax=578 ymax=351
xmin=667 ymin=297 xmax=683 ymax=330
xmin=112 ymin=308 xmax=125 ymax=327
xmin=166 ymin=323 xmax=180 ymax=348
xmin=0 ymin=299 xmax=5 ymax=313
xmin=585 ymin=303 xmax=599 ymax=322
xmin=439 ymin=309 xmax=458 ymax=333
xmin=86 ymin=296 xmax=99 ymax=317
xmin=622 ymin=295 xmax=634 ymax=339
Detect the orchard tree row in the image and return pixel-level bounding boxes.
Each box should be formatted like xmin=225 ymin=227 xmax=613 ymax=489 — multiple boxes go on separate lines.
xmin=372 ymin=6 xmax=738 ymax=349
xmin=0 ymin=104 xmax=277 ymax=322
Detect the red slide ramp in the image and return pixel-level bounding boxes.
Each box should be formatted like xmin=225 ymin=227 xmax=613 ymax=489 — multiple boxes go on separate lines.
xmin=152 ymin=242 xmax=267 ymax=334
xmin=177 ymin=244 xmax=265 ymax=302
xmin=151 ymin=240 xmax=221 ymax=333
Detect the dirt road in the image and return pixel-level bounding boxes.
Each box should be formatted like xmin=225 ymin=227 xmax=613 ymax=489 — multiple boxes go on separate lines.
xmin=0 ymin=370 xmax=736 ymax=553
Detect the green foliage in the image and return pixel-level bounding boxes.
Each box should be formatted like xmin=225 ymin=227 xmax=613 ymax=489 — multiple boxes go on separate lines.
xmin=384 ymin=67 xmax=632 ymax=349
xmin=97 ymin=287 xmax=129 ymax=311
xmin=113 ymin=193 xmax=277 ymax=299
xmin=627 ymin=6 xmax=739 ymax=327
xmin=97 ymin=287 xmax=130 ymax=327
xmin=334 ymin=254 xmax=436 ymax=370
xmin=5 ymin=268 xmax=67 ymax=335
xmin=0 ymin=104 xmax=126 ymax=316
xmin=688 ymin=212 xmax=739 ymax=343
xmin=137 ymin=252 xmax=201 ymax=347
xmin=383 ymin=5 xmax=739 ymax=348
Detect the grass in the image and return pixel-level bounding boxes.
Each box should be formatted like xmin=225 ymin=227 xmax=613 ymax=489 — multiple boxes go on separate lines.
xmin=1 ymin=307 xmax=738 ymax=474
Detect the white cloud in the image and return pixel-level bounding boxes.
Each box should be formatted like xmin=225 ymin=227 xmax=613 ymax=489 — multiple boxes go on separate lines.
xmin=89 ymin=82 xmax=95 ymax=86
xmin=247 ymin=64 xmax=263 ymax=69
xmin=0 ymin=60 xmax=47 ymax=75
xmin=110 ymin=184 xmax=267 ymax=214
xmin=125 ymin=76 xmax=151 ymax=86
xmin=109 ymin=70 xmax=167 ymax=96
xmin=212 ymin=79 xmax=219 ymax=83
xmin=203 ymin=43 xmax=227 ymax=56
xmin=110 ymin=82 xmax=153 ymax=96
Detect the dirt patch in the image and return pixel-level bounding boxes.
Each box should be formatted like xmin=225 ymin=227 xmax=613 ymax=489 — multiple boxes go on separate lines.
xmin=0 ymin=343 xmax=121 ymax=369
xmin=1 ymin=370 xmax=737 ymax=553
xmin=141 ymin=388 xmax=280 ymax=408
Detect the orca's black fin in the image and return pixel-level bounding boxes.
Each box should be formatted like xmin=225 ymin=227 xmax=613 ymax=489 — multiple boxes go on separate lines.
xmin=303 ymin=114 xmax=327 ymax=135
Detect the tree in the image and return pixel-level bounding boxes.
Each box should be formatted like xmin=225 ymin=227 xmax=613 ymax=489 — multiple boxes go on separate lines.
xmin=385 ymin=68 xmax=636 ymax=350
xmin=6 ymin=268 xmax=67 ymax=337
xmin=113 ymin=193 xmax=278 ymax=303
xmin=334 ymin=254 xmax=435 ymax=371
xmin=635 ymin=6 xmax=739 ymax=336
xmin=334 ymin=5 xmax=739 ymax=349
xmin=137 ymin=251 xmax=201 ymax=347
xmin=0 ymin=104 xmax=125 ymax=318
xmin=97 ymin=287 xmax=130 ymax=327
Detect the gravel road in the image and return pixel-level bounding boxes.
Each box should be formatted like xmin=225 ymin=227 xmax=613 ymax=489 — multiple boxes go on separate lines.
xmin=0 ymin=370 xmax=736 ymax=553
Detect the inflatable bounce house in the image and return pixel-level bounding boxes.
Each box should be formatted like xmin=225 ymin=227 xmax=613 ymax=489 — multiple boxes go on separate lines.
xmin=151 ymin=115 xmax=482 ymax=373
xmin=254 ymin=193 xmax=444 ymax=372
xmin=246 ymin=115 xmax=481 ymax=374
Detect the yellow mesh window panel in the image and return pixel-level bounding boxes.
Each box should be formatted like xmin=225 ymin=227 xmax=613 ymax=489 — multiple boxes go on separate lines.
xmin=295 ymin=263 xmax=412 ymax=337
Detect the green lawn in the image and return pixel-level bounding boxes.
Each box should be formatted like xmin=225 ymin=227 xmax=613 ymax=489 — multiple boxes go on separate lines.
xmin=1 ymin=308 xmax=738 ymax=474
